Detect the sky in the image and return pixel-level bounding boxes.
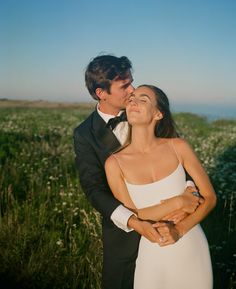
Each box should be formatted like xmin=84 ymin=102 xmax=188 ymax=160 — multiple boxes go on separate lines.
xmin=1 ymin=0 xmax=236 ymax=111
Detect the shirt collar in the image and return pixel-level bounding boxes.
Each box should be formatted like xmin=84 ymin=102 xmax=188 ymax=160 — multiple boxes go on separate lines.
xmin=96 ymin=104 xmax=123 ymax=123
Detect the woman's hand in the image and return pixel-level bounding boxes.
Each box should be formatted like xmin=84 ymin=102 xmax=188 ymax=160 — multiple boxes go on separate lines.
xmin=179 ymin=187 xmax=203 ymax=213
xmin=162 ymin=209 xmax=189 ymax=224
xmin=160 ymin=187 xmax=203 ymax=214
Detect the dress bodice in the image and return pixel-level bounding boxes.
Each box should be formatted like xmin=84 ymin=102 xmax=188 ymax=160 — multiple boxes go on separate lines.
xmin=126 ymin=162 xmax=213 ymax=289
xmin=125 ymin=163 xmax=186 ymax=209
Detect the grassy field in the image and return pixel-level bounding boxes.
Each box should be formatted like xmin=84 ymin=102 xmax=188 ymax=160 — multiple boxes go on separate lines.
xmin=0 ymin=104 xmax=235 ymax=289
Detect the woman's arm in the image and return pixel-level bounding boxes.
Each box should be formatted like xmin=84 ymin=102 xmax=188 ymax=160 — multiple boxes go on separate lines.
xmin=105 ymin=155 xmax=136 ymax=211
xmin=172 ymin=138 xmax=217 ymax=237
xmin=105 ymin=155 xmax=198 ymax=221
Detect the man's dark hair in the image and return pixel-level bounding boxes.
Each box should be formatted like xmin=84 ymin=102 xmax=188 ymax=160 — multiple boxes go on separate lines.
xmin=85 ymin=55 xmax=132 ymax=100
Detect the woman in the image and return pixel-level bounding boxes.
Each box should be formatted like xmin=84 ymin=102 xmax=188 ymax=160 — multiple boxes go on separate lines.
xmin=105 ymin=85 xmax=216 ymax=289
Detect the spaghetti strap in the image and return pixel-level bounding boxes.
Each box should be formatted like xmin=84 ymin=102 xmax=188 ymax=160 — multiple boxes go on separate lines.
xmin=110 ymin=154 xmax=125 ymax=178
xmin=170 ymin=139 xmax=181 ymax=163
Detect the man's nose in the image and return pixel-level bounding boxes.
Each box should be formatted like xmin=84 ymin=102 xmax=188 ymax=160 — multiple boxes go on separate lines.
xmin=128 ymin=84 xmax=135 ymax=94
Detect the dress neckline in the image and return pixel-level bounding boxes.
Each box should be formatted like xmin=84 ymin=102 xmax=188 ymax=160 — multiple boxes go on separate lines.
xmin=124 ymin=163 xmax=184 ymax=186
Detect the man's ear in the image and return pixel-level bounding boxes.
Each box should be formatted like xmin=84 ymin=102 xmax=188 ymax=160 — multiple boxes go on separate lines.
xmin=95 ymin=88 xmax=106 ymax=101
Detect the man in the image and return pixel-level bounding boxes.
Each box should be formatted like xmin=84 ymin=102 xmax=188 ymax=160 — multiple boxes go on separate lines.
xmin=73 ymin=55 xmax=199 ymax=289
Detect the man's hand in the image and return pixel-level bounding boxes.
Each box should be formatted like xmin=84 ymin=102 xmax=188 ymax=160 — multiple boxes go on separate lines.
xmin=153 ymin=221 xmax=182 ymax=247
xmin=128 ymin=215 xmax=163 ymax=243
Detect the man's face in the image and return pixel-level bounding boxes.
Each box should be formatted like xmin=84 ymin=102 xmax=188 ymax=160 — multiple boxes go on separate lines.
xmin=100 ymin=70 xmax=134 ymax=114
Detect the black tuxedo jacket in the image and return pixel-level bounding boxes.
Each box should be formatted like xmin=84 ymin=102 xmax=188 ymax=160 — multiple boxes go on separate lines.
xmin=74 ymin=110 xmax=140 ymax=288
xmin=74 ymin=109 xmax=125 ymax=219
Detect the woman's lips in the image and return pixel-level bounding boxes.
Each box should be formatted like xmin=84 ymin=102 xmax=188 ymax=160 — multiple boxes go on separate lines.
xmin=128 ymin=108 xmax=140 ymax=113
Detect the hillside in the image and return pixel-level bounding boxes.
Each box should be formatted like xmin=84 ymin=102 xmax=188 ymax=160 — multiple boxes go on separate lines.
xmin=0 ymin=98 xmax=95 ymax=109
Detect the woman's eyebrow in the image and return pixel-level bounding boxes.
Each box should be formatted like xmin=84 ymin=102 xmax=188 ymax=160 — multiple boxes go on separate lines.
xmin=139 ymin=94 xmax=151 ymax=100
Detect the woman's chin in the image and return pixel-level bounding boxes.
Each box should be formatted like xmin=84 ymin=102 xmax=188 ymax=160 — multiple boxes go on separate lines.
xmin=127 ymin=118 xmax=143 ymax=126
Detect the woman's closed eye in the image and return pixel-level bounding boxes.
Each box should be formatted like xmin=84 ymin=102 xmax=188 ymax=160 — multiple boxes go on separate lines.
xmin=140 ymin=98 xmax=147 ymax=103
xmin=128 ymin=97 xmax=148 ymax=103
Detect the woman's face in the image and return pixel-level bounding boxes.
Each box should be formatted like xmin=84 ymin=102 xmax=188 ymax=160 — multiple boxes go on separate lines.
xmin=126 ymin=86 xmax=162 ymax=125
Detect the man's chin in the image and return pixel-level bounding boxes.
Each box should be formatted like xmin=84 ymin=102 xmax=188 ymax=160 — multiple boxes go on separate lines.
xmin=123 ymin=101 xmax=130 ymax=108
xmin=120 ymin=104 xmax=127 ymax=109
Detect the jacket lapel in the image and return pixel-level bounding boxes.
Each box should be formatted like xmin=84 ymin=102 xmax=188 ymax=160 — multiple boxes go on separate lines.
xmin=91 ymin=110 xmax=121 ymax=153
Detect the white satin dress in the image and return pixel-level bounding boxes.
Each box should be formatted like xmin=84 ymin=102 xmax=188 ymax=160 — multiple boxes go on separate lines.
xmin=125 ymin=163 xmax=213 ymax=289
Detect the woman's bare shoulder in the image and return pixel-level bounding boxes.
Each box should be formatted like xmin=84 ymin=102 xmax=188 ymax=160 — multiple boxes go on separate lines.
xmin=105 ymin=154 xmax=119 ymax=171
xmin=171 ymin=137 xmax=191 ymax=149
xmin=170 ymin=138 xmax=196 ymax=162
xmin=105 ymin=145 xmax=130 ymax=167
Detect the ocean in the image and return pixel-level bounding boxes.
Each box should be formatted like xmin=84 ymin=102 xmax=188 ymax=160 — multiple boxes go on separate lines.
xmin=172 ymin=102 xmax=236 ymax=121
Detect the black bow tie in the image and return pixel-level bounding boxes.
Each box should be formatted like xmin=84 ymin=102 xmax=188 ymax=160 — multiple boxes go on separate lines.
xmin=106 ymin=111 xmax=127 ymax=130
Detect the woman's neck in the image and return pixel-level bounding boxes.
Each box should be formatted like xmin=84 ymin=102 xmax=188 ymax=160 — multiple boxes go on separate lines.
xmin=130 ymin=125 xmax=158 ymax=153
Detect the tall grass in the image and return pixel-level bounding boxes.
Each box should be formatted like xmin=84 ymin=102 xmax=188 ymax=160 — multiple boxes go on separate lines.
xmin=0 ymin=108 xmax=235 ymax=289
xmin=0 ymin=107 xmax=101 ymax=289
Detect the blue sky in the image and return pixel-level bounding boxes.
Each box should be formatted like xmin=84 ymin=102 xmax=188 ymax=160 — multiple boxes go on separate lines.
xmin=1 ymin=0 xmax=236 ymax=108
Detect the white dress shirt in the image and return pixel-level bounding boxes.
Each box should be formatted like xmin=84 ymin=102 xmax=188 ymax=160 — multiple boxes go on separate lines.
xmin=97 ymin=106 xmax=134 ymax=231
xmin=97 ymin=106 xmax=129 ymax=145
xmin=97 ymin=105 xmax=195 ymax=232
